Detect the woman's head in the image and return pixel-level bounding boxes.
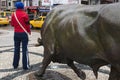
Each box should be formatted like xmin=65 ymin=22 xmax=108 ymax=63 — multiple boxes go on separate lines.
xmin=15 ymin=2 xmax=24 ymax=9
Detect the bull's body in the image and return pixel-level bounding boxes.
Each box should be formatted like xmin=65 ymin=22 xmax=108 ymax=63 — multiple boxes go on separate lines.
xmin=36 ymin=3 xmax=120 ymax=80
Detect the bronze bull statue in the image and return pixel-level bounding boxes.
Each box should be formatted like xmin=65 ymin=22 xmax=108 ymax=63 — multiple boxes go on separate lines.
xmin=35 ymin=3 xmax=120 ymax=80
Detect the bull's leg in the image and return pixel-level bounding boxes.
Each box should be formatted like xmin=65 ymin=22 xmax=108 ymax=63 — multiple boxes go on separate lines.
xmin=108 ymin=65 xmax=120 ymax=80
xmin=67 ymin=59 xmax=86 ymax=80
xmin=35 ymin=48 xmax=52 ymax=77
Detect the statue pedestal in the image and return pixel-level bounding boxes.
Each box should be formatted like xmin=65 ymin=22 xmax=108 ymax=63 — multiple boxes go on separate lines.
xmin=27 ymin=73 xmax=38 ymax=80
xmin=27 ymin=70 xmax=72 ymax=80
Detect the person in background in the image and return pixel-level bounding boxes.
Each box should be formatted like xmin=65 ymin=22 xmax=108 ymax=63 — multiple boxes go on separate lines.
xmin=11 ymin=1 xmax=31 ymax=70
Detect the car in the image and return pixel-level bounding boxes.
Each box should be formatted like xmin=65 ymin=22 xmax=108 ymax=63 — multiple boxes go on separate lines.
xmin=30 ymin=16 xmax=46 ymax=28
xmin=0 ymin=15 xmax=9 ymax=26
xmin=0 ymin=11 xmax=13 ymax=22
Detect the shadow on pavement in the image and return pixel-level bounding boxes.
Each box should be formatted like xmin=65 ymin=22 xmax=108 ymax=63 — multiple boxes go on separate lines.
xmin=0 ymin=45 xmax=110 ymax=80
xmin=0 ymin=62 xmax=110 ymax=80
xmin=28 ymin=70 xmax=73 ymax=80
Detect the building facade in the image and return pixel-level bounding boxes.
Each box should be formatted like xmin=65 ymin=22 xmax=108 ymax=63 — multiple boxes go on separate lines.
xmin=0 ymin=0 xmax=1 ymax=10
xmin=0 ymin=0 xmax=120 ymax=11
xmin=0 ymin=0 xmax=41 ymax=11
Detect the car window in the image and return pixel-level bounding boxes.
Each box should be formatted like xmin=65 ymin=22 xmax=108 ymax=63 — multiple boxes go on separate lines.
xmin=0 ymin=14 xmax=3 ymax=17
xmin=0 ymin=15 xmax=6 ymax=18
xmin=43 ymin=18 xmax=46 ymax=20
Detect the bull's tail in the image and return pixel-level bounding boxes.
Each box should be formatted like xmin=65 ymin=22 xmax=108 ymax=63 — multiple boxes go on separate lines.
xmin=90 ymin=59 xmax=108 ymax=79
xmin=91 ymin=65 xmax=99 ymax=78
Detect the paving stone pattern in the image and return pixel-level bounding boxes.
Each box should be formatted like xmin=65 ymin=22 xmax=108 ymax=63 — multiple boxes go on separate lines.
xmin=0 ymin=30 xmax=110 ymax=80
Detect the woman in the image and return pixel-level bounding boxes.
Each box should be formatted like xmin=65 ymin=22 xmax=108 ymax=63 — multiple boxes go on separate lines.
xmin=11 ymin=2 xmax=31 ymax=70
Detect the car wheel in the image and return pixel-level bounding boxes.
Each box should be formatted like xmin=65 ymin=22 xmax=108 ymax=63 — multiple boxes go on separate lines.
xmin=4 ymin=24 xmax=8 ymax=26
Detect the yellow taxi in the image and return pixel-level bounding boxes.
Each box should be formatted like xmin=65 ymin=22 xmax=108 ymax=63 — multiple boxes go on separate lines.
xmin=0 ymin=11 xmax=12 ymax=22
xmin=0 ymin=15 xmax=9 ymax=26
xmin=30 ymin=16 xmax=46 ymax=28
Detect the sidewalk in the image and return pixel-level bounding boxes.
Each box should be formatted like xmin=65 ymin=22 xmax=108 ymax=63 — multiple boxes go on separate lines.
xmin=0 ymin=30 xmax=110 ymax=80
xmin=0 ymin=30 xmax=44 ymax=80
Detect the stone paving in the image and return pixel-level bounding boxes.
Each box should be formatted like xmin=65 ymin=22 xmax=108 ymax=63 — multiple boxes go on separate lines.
xmin=0 ymin=29 xmax=110 ymax=80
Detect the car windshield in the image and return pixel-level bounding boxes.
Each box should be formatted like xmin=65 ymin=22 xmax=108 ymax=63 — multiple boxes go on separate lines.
xmin=35 ymin=18 xmax=42 ymax=20
xmin=0 ymin=15 xmax=6 ymax=18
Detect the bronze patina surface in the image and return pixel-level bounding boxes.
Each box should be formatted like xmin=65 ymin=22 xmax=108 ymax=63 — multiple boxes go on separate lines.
xmin=36 ymin=3 xmax=120 ymax=80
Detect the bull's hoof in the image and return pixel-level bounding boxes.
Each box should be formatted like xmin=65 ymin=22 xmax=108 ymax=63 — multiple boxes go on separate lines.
xmin=78 ymin=70 xmax=86 ymax=80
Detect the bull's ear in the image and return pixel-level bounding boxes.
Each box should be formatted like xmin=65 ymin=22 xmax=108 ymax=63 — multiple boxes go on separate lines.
xmin=84 ymin=11 xmax=98 ymax=18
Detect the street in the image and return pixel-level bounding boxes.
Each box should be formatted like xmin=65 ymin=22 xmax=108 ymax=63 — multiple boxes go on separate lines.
xmin=0 ymin=25 xmax=40 ymax=32
xmin=0 ymin=25 xmax=110 ymax=80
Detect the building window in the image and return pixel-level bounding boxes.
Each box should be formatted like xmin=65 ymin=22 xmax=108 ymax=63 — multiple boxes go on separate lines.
xmin=8 ymin=2 xmax=11 ymax=6
xmin=2 ymin=1 xmax=6 ymax=6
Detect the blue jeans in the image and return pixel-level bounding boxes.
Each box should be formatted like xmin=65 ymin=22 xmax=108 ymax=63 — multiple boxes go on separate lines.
xmin=13 ymin=32 xmax=30 ymax=69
